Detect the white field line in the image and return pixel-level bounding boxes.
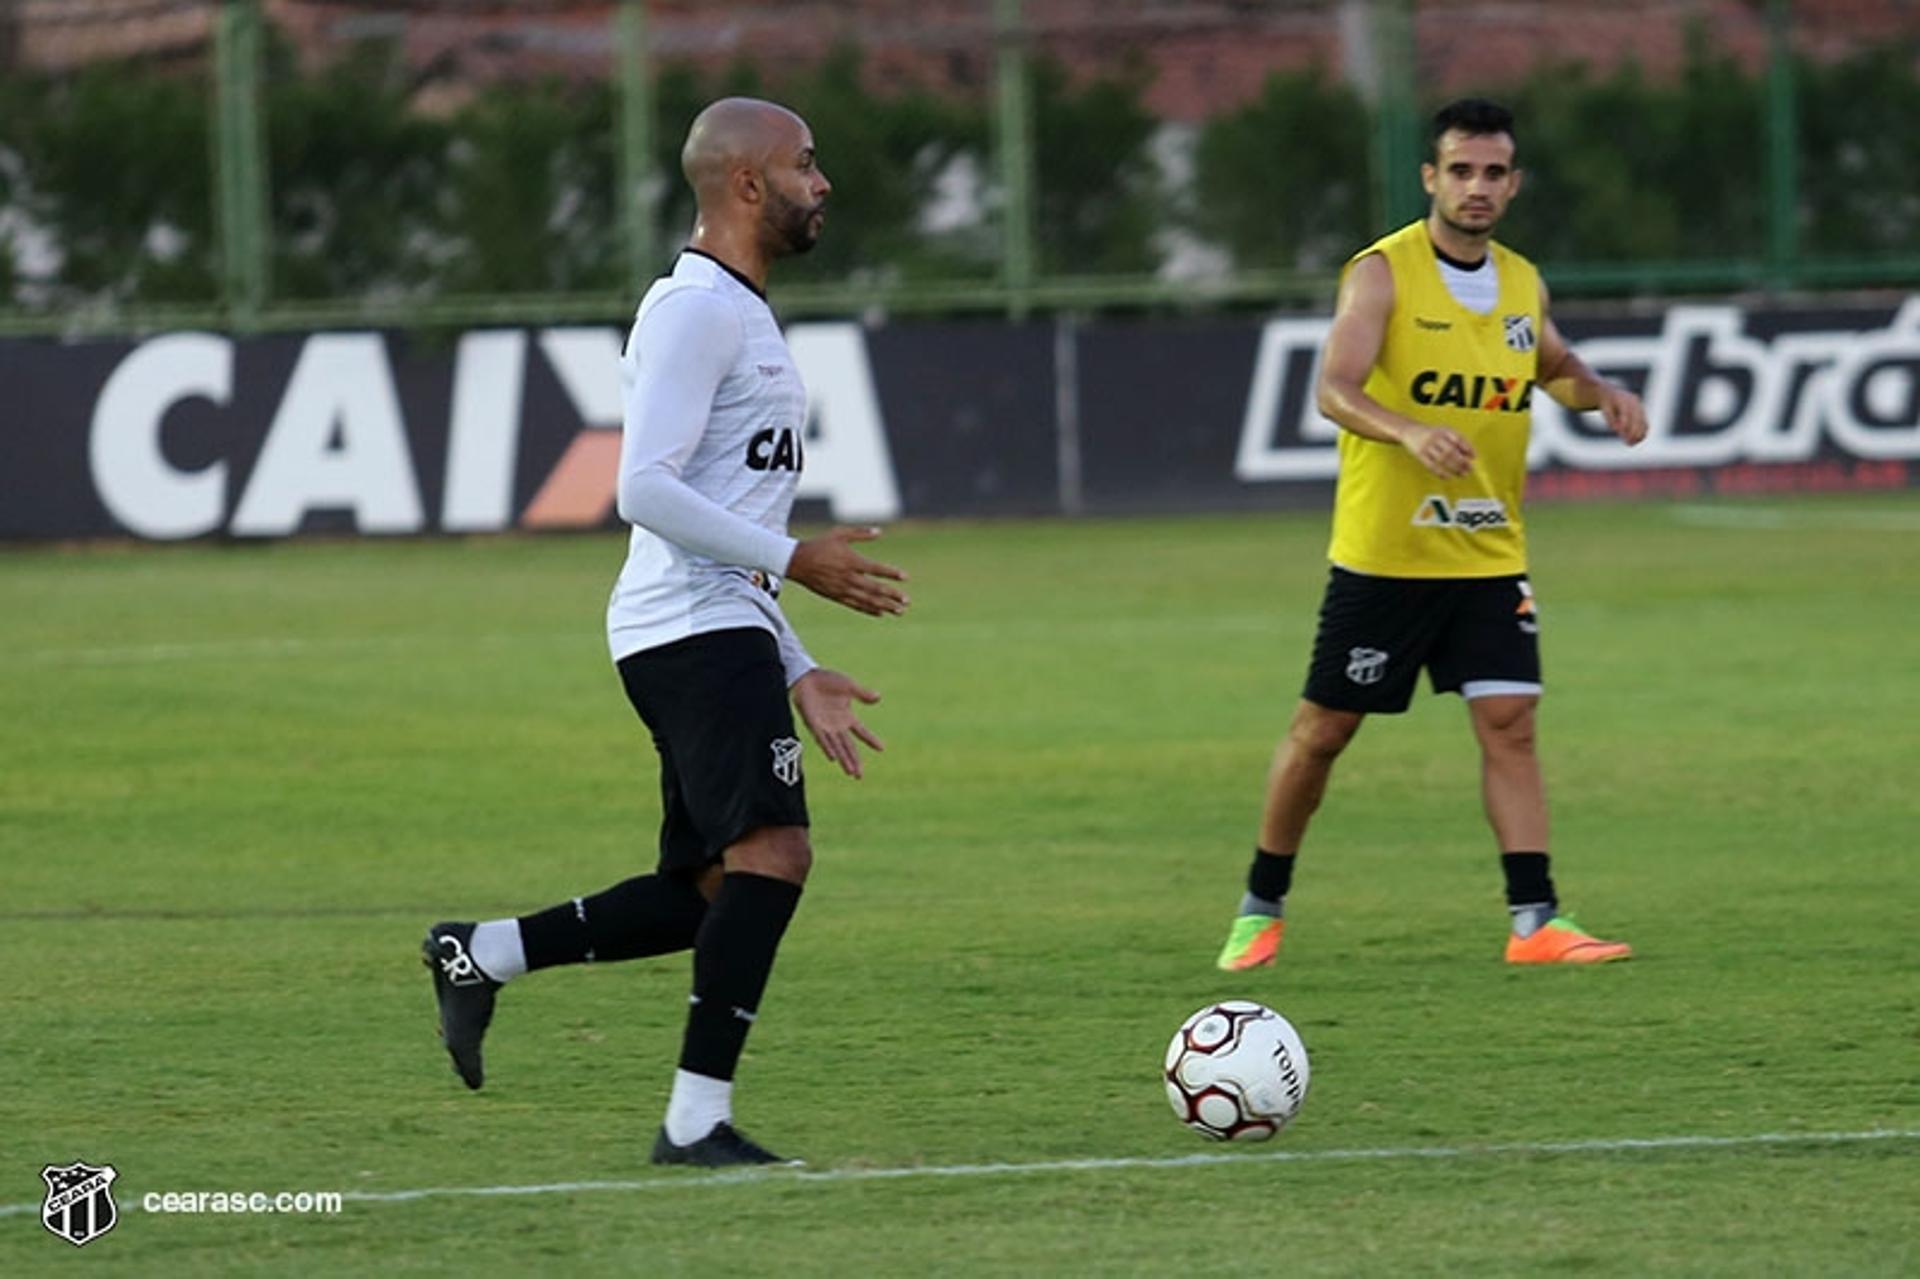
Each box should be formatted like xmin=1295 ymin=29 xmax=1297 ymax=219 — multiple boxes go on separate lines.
xmin=19 ymin=632 xmax=580 ymax=667
xmin=16 ymin=615 xmax=1280 ymax=666
xmin=4 ymin=1128 xmax=1916 ymax=1217
xmin=1666 ymin=503 xmax=1920 ymax=531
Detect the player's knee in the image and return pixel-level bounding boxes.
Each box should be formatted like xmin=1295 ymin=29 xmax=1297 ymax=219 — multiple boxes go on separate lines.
xmin=726 ymin=826 xmax=813 ymax=884
xmin=1288 ymin=706 xmax=1360 ymax=760
xmin=1473 ymin=700 xmax=1537 ymax=751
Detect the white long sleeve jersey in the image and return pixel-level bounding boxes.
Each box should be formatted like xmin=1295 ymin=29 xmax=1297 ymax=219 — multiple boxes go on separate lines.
xmin=605 ymin=250 xmax=816 ymax=684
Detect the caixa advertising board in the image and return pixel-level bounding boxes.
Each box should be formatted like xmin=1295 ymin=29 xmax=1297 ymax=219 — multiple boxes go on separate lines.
xmin=1 ymin=298 xmax=1914 ymax=541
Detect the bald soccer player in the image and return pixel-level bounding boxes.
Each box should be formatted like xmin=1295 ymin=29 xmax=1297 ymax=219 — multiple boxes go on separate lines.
xmin=423 ymin=98 xmax=910 ymax=1168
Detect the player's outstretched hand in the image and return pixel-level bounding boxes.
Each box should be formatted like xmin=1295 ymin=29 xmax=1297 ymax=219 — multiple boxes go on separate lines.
xmin=1599 ymin=383 xmax=1649 ymax=446
xmin=1402 ymin=423 xmax=1476 ymax=477
xmin=787 ymin=526 xmax=909 ymax=617
xmin=792 ymin=668 xmax=884 ymax=780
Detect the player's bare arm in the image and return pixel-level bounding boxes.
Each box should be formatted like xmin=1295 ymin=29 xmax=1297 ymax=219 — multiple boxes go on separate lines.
xmin=1536 ymin=284 xmax=1648 ymax=445
xmin=1317 ymin=254 xmax=1476 ymax=477
xmin=786 ymin=525 xmax=910 ymax=617
xmin=791 ymin=668 xmax=884 ymax=780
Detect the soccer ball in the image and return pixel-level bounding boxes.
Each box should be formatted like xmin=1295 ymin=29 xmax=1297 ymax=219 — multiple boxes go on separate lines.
xmin=1164 ymin=1000 xmax=1310 ymax=1141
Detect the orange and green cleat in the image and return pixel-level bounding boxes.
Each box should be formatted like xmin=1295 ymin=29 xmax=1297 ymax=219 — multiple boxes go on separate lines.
xmin=1504 ymin=916 xmax=1633 ymax=965
xmin=1215 ymin=914 xmax=1286 ymax=971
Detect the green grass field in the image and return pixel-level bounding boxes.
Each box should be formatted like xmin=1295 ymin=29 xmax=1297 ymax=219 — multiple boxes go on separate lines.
xmin=3 ymin=494 xmax=1917 ymax=1275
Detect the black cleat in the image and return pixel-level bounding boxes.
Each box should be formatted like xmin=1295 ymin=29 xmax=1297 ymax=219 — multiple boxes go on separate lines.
xmin=650 ymin=1123 xmax=801 ymax=1168
xmin=422 ymin=922 xmax=499 ymax=1090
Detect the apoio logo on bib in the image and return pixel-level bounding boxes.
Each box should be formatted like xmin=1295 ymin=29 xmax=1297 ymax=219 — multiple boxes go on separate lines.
xmin=1412 ymin=495 xmax=1512 ymax=531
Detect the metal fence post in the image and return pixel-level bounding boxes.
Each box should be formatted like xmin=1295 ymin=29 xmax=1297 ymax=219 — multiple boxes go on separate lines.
xmin=1356 ymin=0 xmax=1422 ymax=234
xmin=1372 ymin=0 xmax=1423 ymax=231
xmin=617 ymin=0 xmax=658 ymax=299
xmin=1053 ymin=313 xmax=1082 ymax=515
xmin=993 ymin=0 xmax=1035 ymax=318
xmin=1765 ymin=0 xmax=1800 ymax=288
xmin=213 ymin=0 xmax=269 ymax=328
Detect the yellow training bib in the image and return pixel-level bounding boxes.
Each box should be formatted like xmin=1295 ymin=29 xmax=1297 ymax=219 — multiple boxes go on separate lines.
xmin=1327 ymin=220 xmax=1541 ymax=578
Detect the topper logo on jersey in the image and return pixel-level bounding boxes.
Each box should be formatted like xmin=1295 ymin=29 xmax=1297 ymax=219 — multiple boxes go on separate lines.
xmin=86 ymin=324 xmax=900 ymax=540
xmin=1409 ymin=370 xmax=1535 ymax=413
xmin=1412 ymin=495 xmax=1511 ymax=531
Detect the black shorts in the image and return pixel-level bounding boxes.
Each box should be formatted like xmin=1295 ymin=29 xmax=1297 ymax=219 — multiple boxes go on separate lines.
xmin=1302 ymin=568 xmax=1542 ymax=714
xmin=617 ymin=627 xmax=809 ymax=873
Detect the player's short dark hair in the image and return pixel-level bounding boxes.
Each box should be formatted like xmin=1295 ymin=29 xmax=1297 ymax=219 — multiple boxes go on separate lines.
xmin=1430 ymin=98 xmax=1516 ymax=160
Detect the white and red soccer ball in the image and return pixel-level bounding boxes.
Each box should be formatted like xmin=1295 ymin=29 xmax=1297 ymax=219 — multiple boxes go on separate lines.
xmin=1164 ymin=1000 xmax=1310 ymax=1141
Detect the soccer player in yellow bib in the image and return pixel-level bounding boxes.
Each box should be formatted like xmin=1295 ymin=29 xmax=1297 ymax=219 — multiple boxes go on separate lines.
xmin=1216 ymin=99 xmax=1649 ymax=971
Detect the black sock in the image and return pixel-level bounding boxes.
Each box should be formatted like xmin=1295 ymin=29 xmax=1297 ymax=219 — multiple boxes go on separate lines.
xmin=516 ymin=873 xmax=709 ymax=971
xmin=1500 ymin=852 xmax=1557 ymax=912
xmin=679 ymin=872 xmax=804 ymax=1082
xmin=1246 ymin=848 xmax=1297 ymax=906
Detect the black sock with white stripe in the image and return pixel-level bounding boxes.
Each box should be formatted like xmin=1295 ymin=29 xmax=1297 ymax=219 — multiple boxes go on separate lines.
xmin=1240 ymin=847 xmax=1297 ymax=917
xmin=1500 ymin=852 xmax=1557 ymax=937
xmin=679 ymin=872 xmax=803 ymax=1081
xmin=516 ymin=873 xmax=709 ymax=972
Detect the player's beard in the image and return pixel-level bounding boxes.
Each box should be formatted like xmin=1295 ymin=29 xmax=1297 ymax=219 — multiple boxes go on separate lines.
xmin=1438 ymin=199 xmax=1500 ymax=240
xmin=766 ymin=188 xmax=824 ymax=256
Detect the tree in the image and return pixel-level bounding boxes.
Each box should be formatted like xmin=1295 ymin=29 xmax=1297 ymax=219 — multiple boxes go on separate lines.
xmin=1495 ymin=31 xmax=1764 ymax=263
xmin=1798 ymin=43 xmax=1920 ymax=258
xmin=266 ymin=37 xmax=453 ymax=299
xmin=2 ymin=63 xmax=216 ymax=307
xmin=777 ymin=44 xmax=990 ymax=285
xmin=648 ymin=48 xmax=991 ymax=288
xmin=1188 ymin=67 xmax=1370 ymax=273
xmin=1027 ymin=54 xmax=1160 ymax=276
xmin=440 ymin=78 xmax=620 ymax=295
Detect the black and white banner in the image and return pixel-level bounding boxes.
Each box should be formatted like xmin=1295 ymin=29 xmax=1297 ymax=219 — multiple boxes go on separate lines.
xmin=3 ymin=299 xmax=1914 ymax=541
